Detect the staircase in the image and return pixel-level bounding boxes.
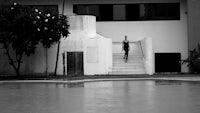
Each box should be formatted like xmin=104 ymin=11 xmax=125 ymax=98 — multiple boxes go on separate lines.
xmin=109 ymin=53 xmax=146 ymax=75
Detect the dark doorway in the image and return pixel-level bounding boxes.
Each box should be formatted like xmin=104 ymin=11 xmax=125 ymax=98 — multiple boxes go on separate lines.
xmin=155 ymin=53 xmax=181 ymax=73
xmin=67 ymin=52 xmax=84 ymax=76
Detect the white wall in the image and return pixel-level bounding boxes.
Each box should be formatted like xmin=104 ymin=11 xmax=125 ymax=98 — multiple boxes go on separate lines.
xmin=83 ymin=36 xmax=112 ymax=75
xmin=65 ymin=0 xmax=189 ymax=73
xmin=0 ymin=13 xmax=112 ymax=76
xmin=0 ymin=44 xmax=50 ymax=75
xmin=141 ymin=37 xmax=154 ymax=75
xmin=0 ymin=0 xmax=189 ymax=74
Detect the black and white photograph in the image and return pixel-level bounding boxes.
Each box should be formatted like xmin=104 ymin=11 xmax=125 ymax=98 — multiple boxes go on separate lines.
xmin=0 ymin=0 xmax=200 ymax=113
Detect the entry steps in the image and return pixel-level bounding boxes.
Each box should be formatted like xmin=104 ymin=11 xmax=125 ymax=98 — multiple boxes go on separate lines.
xmin=109 ymin=53 xmax=145 ymax=75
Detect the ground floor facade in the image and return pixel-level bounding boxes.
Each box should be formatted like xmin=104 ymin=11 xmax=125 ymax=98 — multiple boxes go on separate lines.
xmin=0 ymin=0 xmax=200 ymax=76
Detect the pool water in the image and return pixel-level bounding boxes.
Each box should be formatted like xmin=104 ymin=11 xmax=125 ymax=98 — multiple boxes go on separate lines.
xmin=0 ymin=80 xmax=200 ymax=113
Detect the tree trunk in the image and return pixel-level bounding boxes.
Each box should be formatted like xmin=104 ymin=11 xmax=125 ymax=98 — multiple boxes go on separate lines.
xmin=54 ymin=41 xmax=60 ymax=76
xmin=54 ymin=0 xmax=66 ymax=76
xmin=15 ymin=68 xmax=20 ymax=77
xmin=3 ymin=43 xmax=23 ymax=77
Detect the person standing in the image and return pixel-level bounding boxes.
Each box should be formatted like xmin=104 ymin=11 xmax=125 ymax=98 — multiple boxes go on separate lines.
xmin=122 ymin=35 xmax=130 ymax=62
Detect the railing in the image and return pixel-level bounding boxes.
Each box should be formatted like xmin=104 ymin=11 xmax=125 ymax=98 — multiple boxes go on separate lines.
xmin=139 ymin=41 xmax=145 ymax=59
xmin=111 ymin=38 xmax=154 ymax=75
xmin=112 ymin=41 xmax=140 ymax=54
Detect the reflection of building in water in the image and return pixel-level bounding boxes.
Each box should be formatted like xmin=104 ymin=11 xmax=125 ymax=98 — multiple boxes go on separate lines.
xmin=155 ymin=80 xmax=182 ymax=85
xmin=0 ymin=0 xmax=200 ymax=76
xmin=67 ymin=82 xmax=84 ymax=88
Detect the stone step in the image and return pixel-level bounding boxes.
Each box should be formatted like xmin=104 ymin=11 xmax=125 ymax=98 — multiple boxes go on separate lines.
xmin=112 ymin=67 xmax=144 ymax=72
xmin=113 ymin=60 xmax=143 ymax=64
xmin=113 ymin=53 xmax=141 ymax=55
xmin=114 ymin=57 xmax=143 ymax=60
xmin=112 ymin=62 xmax=144 ymax=66
xmin=113 ymin=63 xmax=144 ymax=67
xmin=113 ymin=59 xmax=143 ymax=61
xmin=109 ymin=70 xmax=146 ymax=75
xmin=113 ymin=55 xmax=143 ymax=58
xmin=112 ymin=65 xmax=144 ymax=69
xmin=113 ymin=54 xmax=143 ymax=56
xmin=111 ymin=52 xmax=145 ymax=75
xmin=113 ymin=53 xmax=142 ymax=55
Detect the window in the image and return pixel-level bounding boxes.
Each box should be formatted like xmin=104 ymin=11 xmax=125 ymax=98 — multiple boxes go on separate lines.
xmin=126 ymin=4 xmax=140 ymax=21
xmin=73 ymin=3 xmax=180 ymax=21
xmin=151 ymin=3 xmax=180 ymax=20
xmin=113 ymin=5 xmax=126 ymax=20
xmin=99 ymin=5 xmax=113 ymax=21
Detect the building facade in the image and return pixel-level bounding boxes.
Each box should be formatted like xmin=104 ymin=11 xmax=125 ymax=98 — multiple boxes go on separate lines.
xmin=0 ymin=0 xmax=200 ymax=75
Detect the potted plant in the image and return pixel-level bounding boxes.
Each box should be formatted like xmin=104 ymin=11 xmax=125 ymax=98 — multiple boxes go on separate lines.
xmin=183 ymin=43 xmax=200 ymax=73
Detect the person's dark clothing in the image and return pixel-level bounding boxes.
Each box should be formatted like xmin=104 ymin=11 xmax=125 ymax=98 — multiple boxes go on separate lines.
xmin=123 ymin=41 xmax=129 ymax=52
xmin=123 ymin=40 xmax=129 ymax=62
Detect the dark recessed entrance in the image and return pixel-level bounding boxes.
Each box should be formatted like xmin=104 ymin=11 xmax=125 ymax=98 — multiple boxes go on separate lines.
xmin=155 ymin=53 xmax=181 ymax=73
xmin=67 ymin=52 xmax=84 ymax=76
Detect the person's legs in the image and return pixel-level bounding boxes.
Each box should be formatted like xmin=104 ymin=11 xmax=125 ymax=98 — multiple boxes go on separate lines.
xmin=125 ymin=51 xmax=128 ymax=62
xmin=123 ymin=49 xmax=127 ymax=59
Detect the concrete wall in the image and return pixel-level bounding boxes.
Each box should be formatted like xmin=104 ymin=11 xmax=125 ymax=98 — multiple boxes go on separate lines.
xmin=83 ymin=36 xmax=112 ymax=75
xmin=65 ymin=0 xmax=188 ymax=72
xmin=0 ymin=0 xmax=192 ymax=74
xmin=0 ymin=13 xmax=112 ymax=75
xmin=188 ymin=0 xmax=200 ymax=50
xmin=0 ymin=45 xmax=51 ymax=75
xmin=141 ymin=37 xmax=154 ymax=75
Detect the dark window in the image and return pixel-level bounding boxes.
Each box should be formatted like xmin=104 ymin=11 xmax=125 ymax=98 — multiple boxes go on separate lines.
xmin=113 ymin=5 xmax=126 ymax=20
xmin=99 ymin=5 xmax=113 ymax=21
xmin=151 ymin=3 xmax=180 ymax=20
xmin=142 ymin=4 xmax=153 ymax=20
xmin=73 ymin=3 xmax=180 ymax=21
xmin=155 ymin=53 xmax=181 ymax=73
xmin=126 ymin=4 xmax=140 ymax=21
xmin=167 ymin=3 xmax=180 ymax=19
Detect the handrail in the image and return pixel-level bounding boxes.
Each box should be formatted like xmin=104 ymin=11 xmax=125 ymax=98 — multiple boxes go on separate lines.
xmin=112 ymin=41 xmax=145 ymax=57
xmin=139 ymin=41 xmax=145 ymax=59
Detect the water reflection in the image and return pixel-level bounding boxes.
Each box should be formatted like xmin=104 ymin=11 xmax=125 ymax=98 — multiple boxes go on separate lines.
xmin=155 ymin=80 xmax=182 ymax=85
xmin=67 ymin=82 xmax=84 ymax=88
xmin=0 ymin=80 xmax=200 ymax=113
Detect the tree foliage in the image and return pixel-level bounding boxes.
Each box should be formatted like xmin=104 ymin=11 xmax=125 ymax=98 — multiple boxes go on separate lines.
xmin=0 ymin=3 xmax=70 ymax=76
xmin=183 ymin=43 xmax=200 ymax=73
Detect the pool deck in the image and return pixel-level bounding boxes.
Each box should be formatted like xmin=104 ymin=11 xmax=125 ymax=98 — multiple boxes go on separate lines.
xmin=0 ymin=74 xmax=200 ymax=83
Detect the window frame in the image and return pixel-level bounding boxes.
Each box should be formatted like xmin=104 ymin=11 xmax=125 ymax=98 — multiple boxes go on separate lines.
xmin=73 ymin=3 xmax=180 ymax=21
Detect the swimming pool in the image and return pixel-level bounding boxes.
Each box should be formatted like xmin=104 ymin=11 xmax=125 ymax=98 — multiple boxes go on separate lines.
xmin=0 ymin=80 xmax=200 ymax=113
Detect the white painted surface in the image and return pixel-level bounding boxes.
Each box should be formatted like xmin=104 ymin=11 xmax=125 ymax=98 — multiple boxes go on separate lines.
xmin=110 ymin=53 xmax=146 ymax=75
xmin=0 ymin=15 xmax=112 ymax=75
xmin=0 ymin=0 xmax=193 ymax=75
xmin=65 ymin=16 xmax=112 ymax=75
xmin=83 ymin=35 xmax=112 ymax=75
xmin=141 ymin=37 xmax=154 ymax=75
xmin=66 ymin=0 xmax=189 ymax=72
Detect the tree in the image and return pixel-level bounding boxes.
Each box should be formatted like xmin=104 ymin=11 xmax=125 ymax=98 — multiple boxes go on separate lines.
xmin=0 ymin=3 xmax=70 ymax=76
